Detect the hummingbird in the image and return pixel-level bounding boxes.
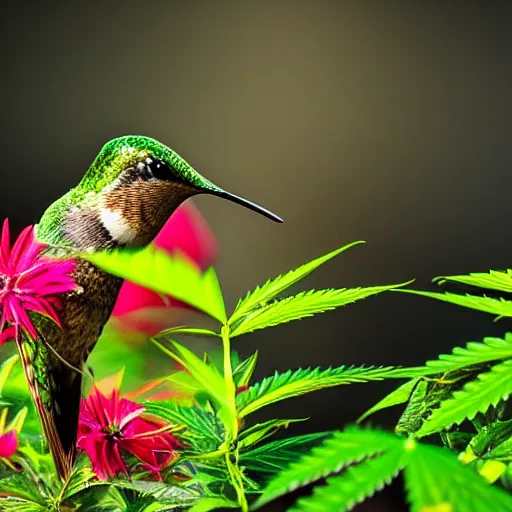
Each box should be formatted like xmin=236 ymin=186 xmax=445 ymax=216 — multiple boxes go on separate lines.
xmin=28 ymin=135 xmax=282 ymax=479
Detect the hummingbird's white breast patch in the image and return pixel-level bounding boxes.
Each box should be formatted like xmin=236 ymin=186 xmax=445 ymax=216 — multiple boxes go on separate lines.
xmin=99 ymin=207 xmax=139 ymax=244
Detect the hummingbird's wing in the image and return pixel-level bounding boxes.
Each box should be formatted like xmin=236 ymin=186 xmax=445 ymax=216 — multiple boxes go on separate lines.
xmin=15 ymin=338 xmax=72 ymax=479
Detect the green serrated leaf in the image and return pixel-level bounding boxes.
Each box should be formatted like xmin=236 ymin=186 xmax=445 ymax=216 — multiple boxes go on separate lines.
xmin=128 ymin=480 xmax=199 ymax=504
xmin=233 ymin=352 xmax=259 ymax=388
xmin=231 ymin=284 xmax=408 ymax=337
xmin=358 ymin=378 xmax=420 ymax=422
xmin=434 ymin=269 xmax=512 ymax=293
xmin=240 ymin=432 xmax=330 ymax=476
xmin=155 ymin=326 xmax=220 ymax=338
xmin=394 ymin=289 xmax=512 ymax=318
xmin=400 ymin=332 xmax=512 ymax=379
xmin=64 ymin=484 xmax=125 ymax=512
xmin=418 ymin=359 xmax=512 ymax=437
xmin=152 ymin=339 xmax=234 ymax=435
xmin=0 ymin=501 xmax=48 ymax=512
xmin=83 ymin=246 xmax=226 ymax=323
xmin=0 ymin=474 xmax=46 ymax=504
xmin=405 ymin=442 xmax=512 ymax=512
xmin=60 ymin=455 xmax=96 ymax=499
xmin=230 ymin=241 xmax=365 ymax=324
xmin=143 ymin=401 xmax=224 ymax=453
xmin=252 ymin=427 xmax=400 ymax=508
xmin=238 ymin=418 xmax=308 ymax=449
xmin=396 ymin=380 xmax=430 ymax=436
xmin=484 ymin=435 xmax=512 ymax=462
xmin=288 ymin=449 xmax=407 ymax=512
xmin=237 ymin=366 xmax=398 ymax=417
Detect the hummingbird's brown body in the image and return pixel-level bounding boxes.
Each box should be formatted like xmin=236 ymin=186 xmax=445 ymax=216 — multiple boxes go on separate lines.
xmin=30 ymin=136 xmax=281 ymax=478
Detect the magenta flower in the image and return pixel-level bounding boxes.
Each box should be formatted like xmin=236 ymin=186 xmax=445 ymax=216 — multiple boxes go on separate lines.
xmin=111 ymin=202 xmax=217 ymax=335
xmin=0 ymin=407 xmax=24 ymax=468
xmin=77 ymin=386 xmax=181 ymax=480
xmin=0 ymin=219 xmax=77 ymax=343
xmin=0 ymin=431 xmax=17 ymax=460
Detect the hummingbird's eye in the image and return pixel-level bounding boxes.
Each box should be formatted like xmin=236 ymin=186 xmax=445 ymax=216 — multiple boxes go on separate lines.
xmin=146 ymin=158 xmax=176 ymax=181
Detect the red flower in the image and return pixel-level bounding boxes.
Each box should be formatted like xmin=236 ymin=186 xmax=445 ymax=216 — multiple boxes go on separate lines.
xmin=0 ymin=219 xmax=77 ymax=343
xmin=111 ymin=202 xmax=216 ymax=335
xmin=77 ymin=386 xmax=181 ymax=480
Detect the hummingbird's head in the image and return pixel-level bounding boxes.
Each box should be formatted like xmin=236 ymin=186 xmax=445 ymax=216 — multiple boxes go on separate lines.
xmin=37 ymin=136 xmax=281 ymax=250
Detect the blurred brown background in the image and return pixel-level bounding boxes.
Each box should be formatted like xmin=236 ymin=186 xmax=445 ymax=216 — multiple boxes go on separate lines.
xmin=1 ymin=2 xmax=511 ymax=509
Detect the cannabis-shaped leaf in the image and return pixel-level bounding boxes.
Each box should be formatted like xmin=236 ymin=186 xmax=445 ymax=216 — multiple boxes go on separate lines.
xmin=395 ymin=268 xmax=512 ymax=319
xmin=237 ymin=366 xmax=401 ymax=417
xmin=359 ymin=332 xmax=512 ymax=421
xmin=229 ymin=241 xmax=410 ymax=335
xmin=253 ymin=426 xmax=512 ymax=512
xmin=230 ymin=241 xmax=365 ymax=324
xmin=417 ymin=359 xmax=512 ymax=437
xmin=230 ymin=285 xmax=406 ymax=337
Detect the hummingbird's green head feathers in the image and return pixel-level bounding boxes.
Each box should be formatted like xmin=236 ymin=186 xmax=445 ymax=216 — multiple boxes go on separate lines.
xmin=81 ymin=136 xmax=217 ymax=194
xmin=37 ymin=135 xmax=281 ymax=249
xmin=78 ymin=135 xmax=282 ymax=222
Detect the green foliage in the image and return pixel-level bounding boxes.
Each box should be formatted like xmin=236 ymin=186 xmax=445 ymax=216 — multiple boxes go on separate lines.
xmin=254 ymin=427 xmax=512 ymax=512
xmin=395 ymin=267 xmax=512 ymax=320
xmin=396 ymin=289 xmax=512 ymax=318
xmin=239 ymin=432 xmax=330 ymax=476
xmin=238 ymin=419 xmax=309 ymax=449
xmin=230 ymin=241 xmax=366 ymax=324
xmin=143 ymin=401 xmax=224 ymax=454
xmin=435 ymin=269 xmax=512 ymax=293
xmin=252 ymin=427 xmax=399 ymax=508
xmin=83 ymin=246 xmax=226 ymax=323
xmin=404 ymin=441 xmax=512 ymax=512
xmin=188 ymin=497 xmax=238 ymax=511
xmin=412 ymin=332 xmax=512 ymax=375
xmin=417 ymin=359 xmax=512 ymax=437
xmin=237 ymin=366 xmax=398 ymax=417
xmin=230 ymin=285 xmax=407 ymax=337
xmin=358 ymin=378 xmax=420 ymax=422
xmin=5 ymin=235 xmax=512 ymax=512
xmin=288 ymin=449 xmax=406 ymax=512
xmin=0 ymin=355 xmax=20 ymax=397
xmin=360 ymin=332 xmax=512 ymax=424
xmin=152 ymin=338 xmax=235 ymax=435
xmin=233 ymin=352 xmax=259 ymax=389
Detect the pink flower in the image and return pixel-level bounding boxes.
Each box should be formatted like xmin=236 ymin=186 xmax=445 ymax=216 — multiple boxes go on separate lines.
xmin=0 ymin=407 xmax=24 ymax=468
xmin=77 ymin=386 xmax=181 ymax=480
xmin=0 ymin=219 xmax=77 ymax=343
xmin=0 ymin=431 xmax=18 ymax=460
xmin=111 ymin=202 xmax=216 ymax=335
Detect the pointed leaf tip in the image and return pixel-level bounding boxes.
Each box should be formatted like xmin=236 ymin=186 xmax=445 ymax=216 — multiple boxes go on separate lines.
xmin=231 ymin=241 xmax=367 ymax=324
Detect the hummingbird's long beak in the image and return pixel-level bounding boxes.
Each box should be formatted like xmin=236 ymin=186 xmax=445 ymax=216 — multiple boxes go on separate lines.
xmin=210 ymin=188 xmax=283 ymax=223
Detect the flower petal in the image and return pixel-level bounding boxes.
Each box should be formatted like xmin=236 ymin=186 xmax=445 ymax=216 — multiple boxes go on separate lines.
xmin=0 ymin=430 xmax=18 ymax=458
xmin=0 ymin=219 xmax=11 ymax=270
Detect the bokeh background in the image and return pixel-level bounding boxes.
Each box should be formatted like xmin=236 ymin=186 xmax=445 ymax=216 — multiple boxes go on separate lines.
xmin=1 ymin=2 xmax=511 ymax=509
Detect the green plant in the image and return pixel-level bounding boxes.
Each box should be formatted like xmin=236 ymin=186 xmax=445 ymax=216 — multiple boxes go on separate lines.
xmin=1 ymin=240 xmax=511 ymax=511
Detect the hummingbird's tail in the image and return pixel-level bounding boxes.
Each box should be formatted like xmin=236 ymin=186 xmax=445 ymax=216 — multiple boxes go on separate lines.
xmin=16 ymin=340 xmax=77 ymax=479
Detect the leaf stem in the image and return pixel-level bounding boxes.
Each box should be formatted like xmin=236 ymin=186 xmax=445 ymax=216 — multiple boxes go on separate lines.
xmin=221 ymin=324 xmax=248 ymax=510
xmin=226 ymin=452 xmax=248 ymax=512
xmin=221 ymin=324 xmax=238 ymax=438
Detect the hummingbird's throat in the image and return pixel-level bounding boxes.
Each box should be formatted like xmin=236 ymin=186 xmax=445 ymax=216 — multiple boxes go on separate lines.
xmin=99 ymin=207 xmax=139 ymax=245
